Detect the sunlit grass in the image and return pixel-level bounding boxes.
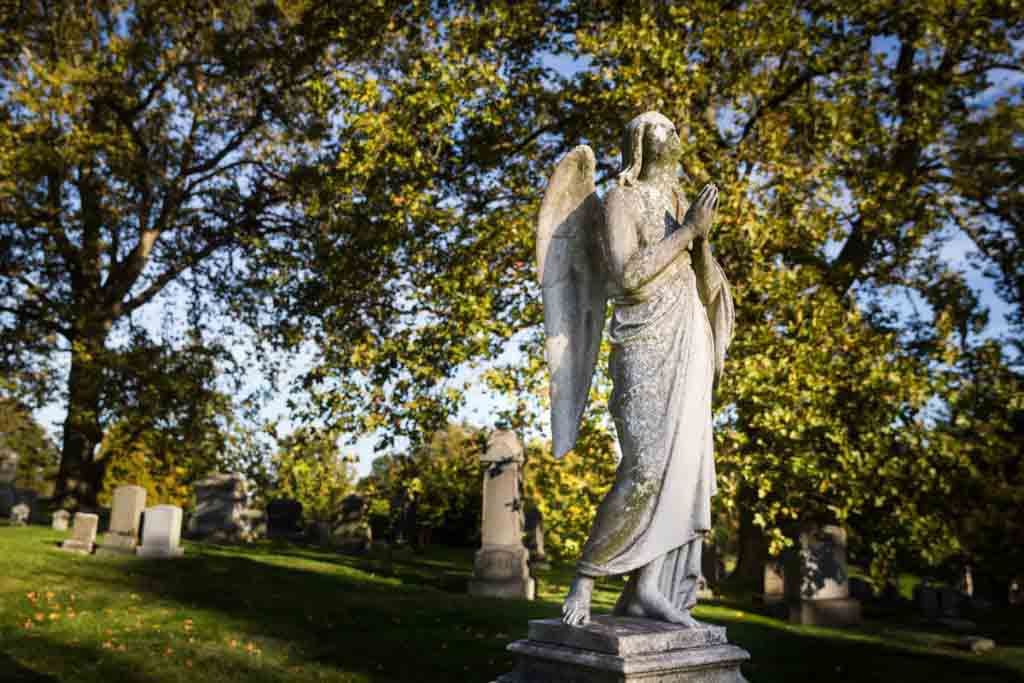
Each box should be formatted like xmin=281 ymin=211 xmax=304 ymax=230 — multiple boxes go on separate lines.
xmin=1 ymin=526 xmax=1021 ymax=682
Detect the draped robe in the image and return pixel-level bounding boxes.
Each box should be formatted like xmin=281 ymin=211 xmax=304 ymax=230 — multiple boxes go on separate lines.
xmin=576 ymin=188 xmax=733 ymax=612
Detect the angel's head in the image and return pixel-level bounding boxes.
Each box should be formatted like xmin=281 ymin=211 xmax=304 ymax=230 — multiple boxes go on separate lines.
xmin=617 ymin=111 xmax=682 ymax=186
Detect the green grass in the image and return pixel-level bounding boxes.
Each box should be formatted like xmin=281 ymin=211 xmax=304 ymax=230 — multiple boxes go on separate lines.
xmin=1 ymin=526 xmax=1022 ymax=682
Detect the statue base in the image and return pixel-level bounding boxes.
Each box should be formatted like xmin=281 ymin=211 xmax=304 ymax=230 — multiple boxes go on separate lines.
xmin=493 ymin=616 xmax=749 ymax=683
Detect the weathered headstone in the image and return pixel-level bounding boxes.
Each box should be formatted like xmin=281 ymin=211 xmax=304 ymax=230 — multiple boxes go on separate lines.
xmin=10 ymin=502 xmax=29 ymax=525
xmin=1010 ymin=577 xmax=1023 ymax=606
xmin=51 ymin=509 xmax=70 ymax=531
xmin=96 ymin=485 xmax=147 ymax=555
xmin=495 ymin=617 xmax=749 ymax=683
xmin=469 ymin=430 xmax=535 ymax=600
xmin=331 ymin=494 xmax=373 ymax=554
xmin=787 ymin=524 xmax=862 ymax=626
xmin=915 ymin=580 xmax=941 ymax=617
xmin=524 ymin=504 xmax=550 ymax=570
xmin=61 ymin=513 xmax=99 ymax=554
xmin=763 ymin=558 xmax=786 ymax=604
xmin=187 ymin=473 xmax=249 ymax=542
xmin=701 ymin=541 xmax=725 ymax=589
xmin=136 ymin=505 xmax=185 ymax=558
xmin=266 ymin=498 xmax=304 ymax=540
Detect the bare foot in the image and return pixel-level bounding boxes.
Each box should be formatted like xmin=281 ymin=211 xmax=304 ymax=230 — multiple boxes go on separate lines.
xmin=613 ymin=579 xmax=648 ymax=618
xmin=635 ymin=582 xmax=700 ymax=626
xmin=562 ymin=575 xmax=595 ymax=626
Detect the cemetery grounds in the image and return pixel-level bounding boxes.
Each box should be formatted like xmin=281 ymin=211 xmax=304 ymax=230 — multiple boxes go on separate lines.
xmin=1 ymin=526 xmax=1022 ymax=682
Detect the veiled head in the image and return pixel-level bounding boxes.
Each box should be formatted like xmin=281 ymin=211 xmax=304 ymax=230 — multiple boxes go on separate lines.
xmin=618 ymin=111 xmax=681 ymax=186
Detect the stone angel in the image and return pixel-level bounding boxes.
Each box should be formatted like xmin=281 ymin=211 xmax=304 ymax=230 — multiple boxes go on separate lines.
xmin=537 ymin=111 xmax=735 ymax=627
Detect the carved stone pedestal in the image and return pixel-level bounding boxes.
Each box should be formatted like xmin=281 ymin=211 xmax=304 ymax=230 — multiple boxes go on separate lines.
xmin=494 ymin=616 xmax=750 ymax=683
xmin=469 ymin=430 xmax=535 ymax=601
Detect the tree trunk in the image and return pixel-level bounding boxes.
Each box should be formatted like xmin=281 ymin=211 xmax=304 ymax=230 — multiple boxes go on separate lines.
xmin=730 ymin=487 xmax=769 ymax=593
xmin=54 ymin=329 xmax=108 ymax=509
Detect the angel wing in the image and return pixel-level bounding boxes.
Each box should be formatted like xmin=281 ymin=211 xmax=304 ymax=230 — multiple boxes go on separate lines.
xmin=537 ymin=145 xmax=608 ymax=459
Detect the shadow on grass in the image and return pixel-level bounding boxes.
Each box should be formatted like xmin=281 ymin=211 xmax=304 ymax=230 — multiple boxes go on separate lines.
xmin=3 ymin=634 xmax=315 ymax=683
xmin=0 ymin=652 xmax=59 ymax=683
xmin=84 ymin=544 xmax=539 ymax=682
xmin=42 ymin=541 xmax=1024 ymax=683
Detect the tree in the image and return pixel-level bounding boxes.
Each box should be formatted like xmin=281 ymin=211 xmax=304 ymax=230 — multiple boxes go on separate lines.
xmin=0 ymin=0 xmax=415 ymax=506
xmin=0 ymin=396 xmax=59 ymax=493
xmin=272 ymin=426 xmax=357 ymax=529
xmin=362 ymin=423 xmax=486 ymax=549
xmin=279 ymin=1 xmax=1021 ymax=582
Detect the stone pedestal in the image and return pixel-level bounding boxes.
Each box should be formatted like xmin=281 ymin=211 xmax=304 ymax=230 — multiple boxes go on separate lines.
xmin=494 ymin=616 xmax=750 ymax=682
xmin=97 ymin=485 xmax=147 ymax=555
xmin=469 ymin=430 xmax=535 ymax=601
xmin=137 ymin=505 xmax=185 ymax=558
xmin=61 ymin=513 xmax=99 ymax=554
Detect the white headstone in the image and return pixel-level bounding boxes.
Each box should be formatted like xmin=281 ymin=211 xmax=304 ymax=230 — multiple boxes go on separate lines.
xmin=10 ymin=502 xmax=29 ymax=525
xmin=97 ymin=485 xmax=147 ymax=554
xmin=469 ymin=430 xmax=534 ymax=600
xmin=136 ymin=505 xmax=184 ymax=558
xmin=61 ymin=513 xmax=99 ymax=554
xmin=52 ymin=509 xmax=70 ymax=531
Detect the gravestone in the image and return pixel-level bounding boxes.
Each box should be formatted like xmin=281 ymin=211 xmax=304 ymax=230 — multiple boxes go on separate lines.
xmin=10 ymin=502 xmax=29 ymax=525
xmin=494 ymin=617 xmax=749 ymax=683
xmin=914 ymin=580 xmax=941 ymax=617
xmin=469 ymin=430 xmax=535 ymax=601
xmin=331 ymin=494 xmax=373 ymax=554
xmin=1010 ymin=577 xmax=1023 ymax=606
xmin=701 ymin=541 xmax=725 ymax=590
xmin=51 ymin=509 xmax=70 ymax=531
xmin=787 ymin=524 xmax=861 ymax=626
xmin=61 ymin=513 xmax=99 ymax=554
xmin=96 ymin=485 xmax=147 ymax=555
xmin=0 ymin=450 xmax=18 ymax=517
xmin=763 ymin=558 xmax=786 ymax=604
xmin=187 ymin=473 xmax=249 ymax=542
xmin=136 ymin=505 xmax=185 ymax=558
xmin=266 ymin=498 xmax=304 ymax=540
xmin=524 ymin=504 xmax=550 ymax=570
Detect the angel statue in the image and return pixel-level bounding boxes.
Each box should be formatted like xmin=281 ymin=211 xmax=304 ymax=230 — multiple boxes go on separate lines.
xmin=537 ymin=111 xmax=734 ymax=628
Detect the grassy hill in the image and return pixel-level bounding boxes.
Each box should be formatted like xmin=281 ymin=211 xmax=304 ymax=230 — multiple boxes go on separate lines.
xmin=1 ymin=526 xmax=1022 ymax=682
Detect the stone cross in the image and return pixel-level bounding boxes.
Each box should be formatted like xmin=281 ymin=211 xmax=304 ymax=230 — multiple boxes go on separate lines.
xmin=136 ymin=505 xmax=185 ymax=558
xmin=97 ymin=485 xmax=147 ymax=555
xmin=51 ymin=509 xmax=70 ymax=531
xmin=61 ymin=513 xmax=99 ymax=554
xmin=469 ymin=430 xmax=535 ymax=600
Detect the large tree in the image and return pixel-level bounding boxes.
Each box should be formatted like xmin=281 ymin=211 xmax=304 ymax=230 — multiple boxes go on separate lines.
xmin=0 ymin=0 xmax=419 ymax=506
xmin=274 ymin=1 xmax=1021 ymax=582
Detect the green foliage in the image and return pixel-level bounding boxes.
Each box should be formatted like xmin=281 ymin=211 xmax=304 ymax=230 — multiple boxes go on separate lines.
xmin=522 ymin=421 xmax=619 ymax=562
xmin=0 ymin=0 xmax=414 ymax=505
xmin=362 ymin=423 xmax=486 ymax=547
xmin=272 ymin=427 xmax=357 ymax=527
xmin=0 ymin=396 xmax=59 ymax=493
